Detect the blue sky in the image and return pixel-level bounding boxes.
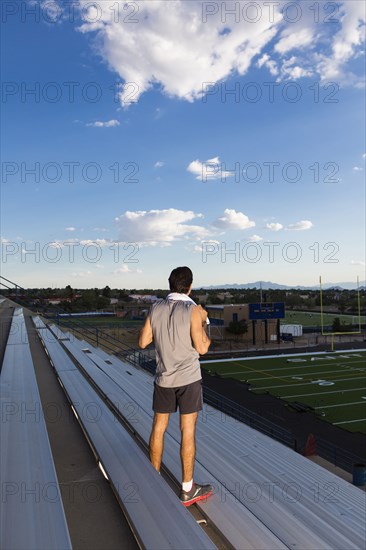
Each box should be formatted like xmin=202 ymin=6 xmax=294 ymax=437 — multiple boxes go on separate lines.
xmin=1 ymin=0 xmax=365 ymax=289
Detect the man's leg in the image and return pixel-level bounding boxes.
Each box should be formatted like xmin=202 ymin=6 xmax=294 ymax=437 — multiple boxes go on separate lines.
xmin=179 ymin=412 xmax=198 ymax=483
xmin=149 ymin=412 xmax=170 ymax=473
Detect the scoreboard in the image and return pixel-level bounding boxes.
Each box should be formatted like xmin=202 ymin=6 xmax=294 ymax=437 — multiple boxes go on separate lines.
xmin=249 ymin=302 xmax=285 ymax=320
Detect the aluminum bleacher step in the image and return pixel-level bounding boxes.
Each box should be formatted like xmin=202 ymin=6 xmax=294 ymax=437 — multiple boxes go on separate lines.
xmin=1 ymin=310 xmax=72 ymax=550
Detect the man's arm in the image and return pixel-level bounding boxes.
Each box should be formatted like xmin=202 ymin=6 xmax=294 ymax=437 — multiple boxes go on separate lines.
xmin=139 ymin=316 xmax=153 ymax=349
xmin=191 ymin=305 xmax=211 ymax=355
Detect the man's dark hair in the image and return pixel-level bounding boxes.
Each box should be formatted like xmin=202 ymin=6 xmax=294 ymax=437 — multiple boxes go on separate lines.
xmin=168 ymin=266 xmax=193 ymax=294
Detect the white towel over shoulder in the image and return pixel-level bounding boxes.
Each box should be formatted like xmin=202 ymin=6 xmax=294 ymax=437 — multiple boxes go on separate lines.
xmin=166 ymin=293 xmax=210 ymax=325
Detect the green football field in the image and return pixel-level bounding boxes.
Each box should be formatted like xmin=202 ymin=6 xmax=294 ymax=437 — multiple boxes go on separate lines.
xmin=283 ymin=310 xmax=366 ymax=327
xmin=201 ymin=351 xmax=366 ymax=433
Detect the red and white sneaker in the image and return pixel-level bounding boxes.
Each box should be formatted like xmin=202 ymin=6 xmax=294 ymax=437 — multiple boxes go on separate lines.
xmin=179 ymin=482 xmax=213 ymax=507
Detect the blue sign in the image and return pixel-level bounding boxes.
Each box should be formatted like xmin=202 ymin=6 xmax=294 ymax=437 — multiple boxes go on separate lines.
xmin=249 ymin=302 xmax=285 ymax=320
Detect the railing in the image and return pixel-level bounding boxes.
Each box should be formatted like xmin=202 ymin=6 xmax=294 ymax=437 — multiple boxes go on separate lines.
xmin=316 ymin=437 xmax=365 ymax=474
xmin=202 ymin=385 xmax=295 ymax=448
xmin=302 ymin=324 xmax=366 ymax=333
xmin=55 ymin=318 xmax=137 ymax=357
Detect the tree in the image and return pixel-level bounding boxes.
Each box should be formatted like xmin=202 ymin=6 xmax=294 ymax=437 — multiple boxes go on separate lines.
xmin=81 ymin=290 xmax=98 ymax=310
xmin=226 ymin=320 xmax=248 ymax=340
xmin=102 ymin=285 xmax=111 ymax=298
xmin=59 ymin=299 xmax=72 ymax=312
xmin=65 ymin=285 xmax=74 ymax=300
xmin=285 ymin=293 xmax=302 ymax=309
xmin=118 ymin=290 xmax=132 ymax=302
xmin=338 ymin=298 xmax=347 ymax=314
xmin=207 ymin=293 xmax=224 ymax=305
xmin=97 ymin=296 xmax=110 ymax=309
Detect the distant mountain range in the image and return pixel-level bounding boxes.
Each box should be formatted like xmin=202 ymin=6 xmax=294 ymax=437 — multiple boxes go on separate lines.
xmin=199 ymin=281 xmax=366 ymax=291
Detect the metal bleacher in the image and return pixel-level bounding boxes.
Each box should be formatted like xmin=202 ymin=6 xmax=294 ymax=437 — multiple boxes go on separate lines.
xmin=0 ymin=309 xmax=72 ymax=550
xmin=3 ymin=306 xmax=365 ymax=550
xmin=39 ymin=319 xmax=366 ymax=550
xmin=33 ymin=317 xmax=216 ymax=549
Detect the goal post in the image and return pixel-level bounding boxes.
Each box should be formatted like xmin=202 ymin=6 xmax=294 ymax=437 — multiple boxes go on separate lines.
xmin=319 ymin=276 xmax=362 ymax=351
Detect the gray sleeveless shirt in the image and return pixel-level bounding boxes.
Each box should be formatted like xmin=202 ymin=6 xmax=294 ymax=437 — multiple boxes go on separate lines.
xmin=149 ymin=298 xmax=201 ymax=388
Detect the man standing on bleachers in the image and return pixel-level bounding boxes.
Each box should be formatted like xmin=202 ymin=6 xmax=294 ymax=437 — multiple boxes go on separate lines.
xmin=139 ymin=266 xmax=213 ymax=506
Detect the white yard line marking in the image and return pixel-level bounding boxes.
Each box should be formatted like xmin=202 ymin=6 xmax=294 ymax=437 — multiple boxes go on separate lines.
xmin=246 ymin=366 xmax=365 ymax=382
xmin=219 ymin=359 xmax=365 ymax=377
xmin=223 ymin=371 xmax=259 ymax=376
xmin=249 ymin=376 xmax=366 ymax=391
xmin=282 ymin=387 xmax=366 ymax=398
xmin=201 ymin=349 xmax=366 ymax=364
xmin=333 ymin=418 xmax=366 ymax=425
xmin=314 ymin=401 xmax=366 ymax=409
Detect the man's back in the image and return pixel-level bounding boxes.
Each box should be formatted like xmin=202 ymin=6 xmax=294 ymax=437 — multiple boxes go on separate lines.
xmin=150 ymin=299 xmax=201 ymax=388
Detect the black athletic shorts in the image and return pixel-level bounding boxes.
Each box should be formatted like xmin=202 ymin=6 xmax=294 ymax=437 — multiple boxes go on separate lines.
xmin=152 ymin=379 xmax=203 ymax=414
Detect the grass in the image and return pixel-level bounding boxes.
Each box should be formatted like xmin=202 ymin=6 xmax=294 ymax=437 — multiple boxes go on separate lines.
xmin=201 ymin=350 xmax=366 ymax=433
xmin=283 ymin=310 xmax=366 ymax=327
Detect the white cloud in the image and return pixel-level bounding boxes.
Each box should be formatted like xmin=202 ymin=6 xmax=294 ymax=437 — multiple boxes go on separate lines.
xmin=190 ymin=239 xmax=221 ymax=254
xmin=275 ymin=27 xmax=315 ymax=55
xmin=315 ymin=2 xmax=366 ymax=86
xmin=353 ymin=166 xmax=363 ymax=171
xmin=257 ymin=53 xmax=278 ymax=76
xmin=74 ymin=0 xmax=365 ymax=108
xmin=36 ymin=238 xmax=113 ymax=250
xmin=286 ymin=220 xmax=313 ymax=231
xmin=86 ymin=120 xmax=120 ymax=128
xmin=65 ymin=227 xmax=76 ymax=232
xmin=351 ymin=260 xmax=365 ymax=266
xmin=191 ymin=245 xmax=204 ymax=254
xmin=79 ymin=239 xmax=112 ymax=247
xmin=213 ymin=209 xmax=255 ymax=231
xmin=154 ymin=161 xmax=164 ymax=168
xmin=46 ymin=240 xmax=69 ymax=249
xmin=112 ymin=265 xmax=142 ymax=274
xmin=279 ymin=56 xmax=313 ymax=80
xmin=71 ymin=270 xmax=92 ymax=277
xmin=76 ymin=0 xmax=281 ymax=106
xmin=362 ymin=153 xmax=366 ymax=159
xmin=187 ymin=157 xmax=234 ymax=181
xmin=115 ymin=209 xmax=209 ymax=245
xmin=245 ymin=235 xmax=263 ymax=242
xmin=266 ymin=222 xmax=283 ymax=232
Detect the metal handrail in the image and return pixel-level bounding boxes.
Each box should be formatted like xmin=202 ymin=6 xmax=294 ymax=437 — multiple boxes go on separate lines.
xmin=316 ymin=437 xmax=365 ymax=473
xmin=201 ymin=385 xmax=295 ymax=448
